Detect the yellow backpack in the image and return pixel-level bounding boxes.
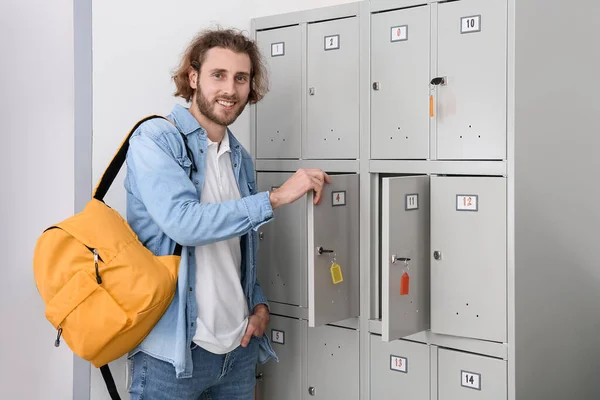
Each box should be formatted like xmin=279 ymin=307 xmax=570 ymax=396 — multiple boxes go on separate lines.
xmin=33 ymin=115 xmax=187 ymax=399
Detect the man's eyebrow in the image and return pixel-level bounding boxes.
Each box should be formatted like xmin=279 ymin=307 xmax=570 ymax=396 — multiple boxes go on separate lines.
xmin=209 ymin=68 xmax=250 ymax=76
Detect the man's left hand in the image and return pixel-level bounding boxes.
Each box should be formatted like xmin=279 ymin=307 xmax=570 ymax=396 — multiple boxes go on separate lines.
xmin=241 ymin=304 xmax=270 ymax=347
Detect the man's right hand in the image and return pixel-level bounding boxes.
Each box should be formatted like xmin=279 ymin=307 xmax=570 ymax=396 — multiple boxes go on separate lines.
xmin=269 ymin=169 xmax=331 ymax=209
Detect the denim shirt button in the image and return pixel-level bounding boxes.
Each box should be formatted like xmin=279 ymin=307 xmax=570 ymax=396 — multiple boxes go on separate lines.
xmin=194 ymin=180 xmax=199 ymax=185
xmin=200 ymin=149 xmax=204 ymax=153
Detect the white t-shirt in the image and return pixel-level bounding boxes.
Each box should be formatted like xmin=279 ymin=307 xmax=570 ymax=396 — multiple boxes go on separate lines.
xmin=192 ymin=132 xmax=249 ymax=354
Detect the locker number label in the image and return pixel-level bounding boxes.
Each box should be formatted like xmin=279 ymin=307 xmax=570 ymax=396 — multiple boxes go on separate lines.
xmin=391 ymin=25 xmax=408 ymax=42
xmin=461 ymin=15 xmax=481 ymax=34
xmin=461 ymin=370 xmax=481 ymax=390
xmin=390 ymin=355 xmax=408 ymax=373
xmin=271 ymin=329 xmax=285 ymax=345
xmin=405 ymin=194 xmax=419 ymax=210
xmin=332 ymin=191 xmax=346 ymax=206
xmin=271 ymin=42 xmax=285 ymax=57
xmin=324 ymin=34 xmax=340 ymax=50
xmin=456 ymin=195 xmax=478 ymax=211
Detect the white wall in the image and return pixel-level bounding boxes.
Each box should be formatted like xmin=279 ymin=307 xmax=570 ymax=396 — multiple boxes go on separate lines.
xmin=91 ymin=0 xmax=359 ymax=398
xmin=0 ymin=0 xmax=78 ymax=399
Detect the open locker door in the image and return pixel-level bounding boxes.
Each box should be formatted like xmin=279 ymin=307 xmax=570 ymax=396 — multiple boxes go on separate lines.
xmin=381 ymin=176 xmax=430 ymax=342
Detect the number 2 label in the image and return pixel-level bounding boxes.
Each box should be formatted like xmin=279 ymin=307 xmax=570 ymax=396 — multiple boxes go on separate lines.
xmin=324 ymin=34 xmax=340 ymax=50
xmin=461 ymin=370 xmax=481 ymax=390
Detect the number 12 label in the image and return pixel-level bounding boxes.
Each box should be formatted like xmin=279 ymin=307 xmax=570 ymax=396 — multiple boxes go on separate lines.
xmin=461 ymin=370 xmax=481 ymax=390
xmin=456 ymin=194 xmax=478 ymax=211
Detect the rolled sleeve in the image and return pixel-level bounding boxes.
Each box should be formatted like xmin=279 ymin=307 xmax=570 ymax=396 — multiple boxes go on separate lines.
xmin=241 ymin=191 xmax=274 ymax=231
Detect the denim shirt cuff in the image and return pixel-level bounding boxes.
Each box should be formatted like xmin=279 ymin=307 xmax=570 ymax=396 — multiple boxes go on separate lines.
xmin=242 ymin=191 xmax=274 ymax=230
xmin=251 ymin=285 xmax=270 ymax=312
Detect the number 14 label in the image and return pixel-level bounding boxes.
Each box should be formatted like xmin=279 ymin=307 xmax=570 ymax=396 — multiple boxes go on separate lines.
xmin=461 ymin=371 xmax=481 ymax=390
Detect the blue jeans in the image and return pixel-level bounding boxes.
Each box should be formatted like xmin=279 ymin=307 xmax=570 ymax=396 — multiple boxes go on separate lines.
xmin=128 ymin=338 xmax=259 ymax=399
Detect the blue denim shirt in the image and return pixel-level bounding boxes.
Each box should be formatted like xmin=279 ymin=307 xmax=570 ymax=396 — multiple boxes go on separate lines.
xmin=124 ymin=104 xmax=277 ymax=378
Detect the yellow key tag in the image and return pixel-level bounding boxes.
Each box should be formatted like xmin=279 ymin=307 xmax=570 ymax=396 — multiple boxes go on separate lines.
xmin=330 ymin=262 xmax=343 ymax=284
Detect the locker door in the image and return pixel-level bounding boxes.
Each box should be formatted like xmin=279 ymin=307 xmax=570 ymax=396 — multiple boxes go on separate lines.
xmin=306 ymin=17 xmax=359 ymax=159
xmin=307 ymin=325 xmax=359 ymax=400
xmin=381 ymin=176 xmax=430 ymax=342
xmin=307 ymin=174 xmax=359 ymax=327
xmin=370 ymin=335 xmax=430 ymax=400
xmin=256 ymin=315 xmax=306 ymax=400
xmin=430 ymin=176 xmax=506 ymax=343
xmin=256 ymin=25 xmax=302 ymax=159
xmin=435 ymin=0 xmax=507 ymax=160
xmin=371 ymin=6 xmax=430 ymax=160
xmin=438 ymin=348 xmax=507 ymax=400
xmin=256 ymin=172 xmax=307 ymax=308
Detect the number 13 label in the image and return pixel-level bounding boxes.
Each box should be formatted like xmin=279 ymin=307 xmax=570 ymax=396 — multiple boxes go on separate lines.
xmin=461 ymin=370 xmax=481 ymax=390
xmin=390 ymin=355 xmax=408 ymax=373
xmin=456 ymin=194 xmax=478 ymax=211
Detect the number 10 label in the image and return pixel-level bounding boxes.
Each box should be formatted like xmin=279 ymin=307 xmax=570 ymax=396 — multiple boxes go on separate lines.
xmin=461 ymin=370 xmax=481 ymax=390
xmin=461 ymin=15 xmax=481 ymax=33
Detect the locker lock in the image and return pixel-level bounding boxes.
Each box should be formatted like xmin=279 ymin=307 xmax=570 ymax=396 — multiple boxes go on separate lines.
xmin=259 ymin=232 xmax=264 ymax=240
xmin=316 ymin=246 xmax=334 ymax=255
xmin=256 ymin=373 xmax=263 ymax=382
xmin=430 ymin=77 xmax=447 ymax=86
xmin=433 ymin=251 xmax=442 ymax=260
xmin=308 ymin=387 xmax=316 ymax=396
xmin=391 ymin=255 xmax=411 ymax=264
xmin=372 ymin=82 xmax=380 ymax=91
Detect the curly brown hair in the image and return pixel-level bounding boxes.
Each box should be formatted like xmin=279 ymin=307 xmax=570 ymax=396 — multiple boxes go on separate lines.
xmin=172 ymin=27 xmax=269 ymax=104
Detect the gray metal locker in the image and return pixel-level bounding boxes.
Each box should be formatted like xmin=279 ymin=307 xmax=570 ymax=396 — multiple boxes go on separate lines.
xmin=430 ymin=176 xmax=507 ymax=343
xmin=307 ymin=325 xmax=359 ymax=400
xmin=256 ymin=172 xmax=307 ymax=308
xmin=437 ymin=348 xmax=507 ymax=400
xmin=255 ymin=25 xmax=302 ymax=159
xmin=370 ymin=335 xmax=430 ymax=400
xmin=307 ymin=174 xmax=360 ymax=328
xmin=371 ymin=6 xmax=430 ymax=160
xmin=256 ymin=315 xmax=306 ymax=400
xmin=435 ymin=0 xmax=507 ymax=160
xmin=381 ymin=176 xmax=430 ymax=342
xmin=305 ymin=17 xmax=360 ymax=160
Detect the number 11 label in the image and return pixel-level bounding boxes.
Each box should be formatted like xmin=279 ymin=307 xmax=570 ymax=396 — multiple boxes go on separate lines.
xmin=461 ymin=370 xmax=481 ymax=390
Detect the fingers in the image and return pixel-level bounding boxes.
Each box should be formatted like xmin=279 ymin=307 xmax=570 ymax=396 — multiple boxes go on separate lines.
xmin=310 ymin=175 xmax=324 ymax=204
xmin=241 ymin=324 xmax=255 ymax=348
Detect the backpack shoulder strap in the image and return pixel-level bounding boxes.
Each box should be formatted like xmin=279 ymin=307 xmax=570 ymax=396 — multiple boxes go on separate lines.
xmin=92 ymin=115 xmax=165 ymax=201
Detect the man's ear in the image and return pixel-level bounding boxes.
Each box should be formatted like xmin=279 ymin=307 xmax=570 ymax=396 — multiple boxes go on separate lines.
xmin=188 ymin=65 xmax=198 ymax=90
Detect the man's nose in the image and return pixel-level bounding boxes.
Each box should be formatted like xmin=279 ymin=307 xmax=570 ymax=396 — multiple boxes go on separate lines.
xmin=222 ymin=77 xmax=236 ymax=96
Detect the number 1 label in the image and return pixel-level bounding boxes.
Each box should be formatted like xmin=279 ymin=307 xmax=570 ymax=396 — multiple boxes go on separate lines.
xmin=461 ymin=370 xmax=481 ymax=390
xmin=324 ymin=34 xmax=340 ymax=50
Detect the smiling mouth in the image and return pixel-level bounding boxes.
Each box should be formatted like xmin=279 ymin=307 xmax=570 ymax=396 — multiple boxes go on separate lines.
xmin=217 ymin=99 xmax=236 ymax=108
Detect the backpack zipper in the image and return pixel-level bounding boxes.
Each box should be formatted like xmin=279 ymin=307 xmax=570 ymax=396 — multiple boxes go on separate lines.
xmin=93 ymin=249 xmax=102 ymax=284
xmin=54 ymin=326 xmax=63 ymax=347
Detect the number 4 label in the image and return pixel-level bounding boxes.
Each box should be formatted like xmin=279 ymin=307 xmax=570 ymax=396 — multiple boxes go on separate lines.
xmin=461 ymin=371 xmax=481 ymax=390
xmin=271 ymin=329 xmax=285 ymax=344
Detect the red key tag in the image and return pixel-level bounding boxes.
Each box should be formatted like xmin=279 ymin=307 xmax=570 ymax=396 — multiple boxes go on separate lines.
xmin=400 ymin=272 xmax=410 ymax=296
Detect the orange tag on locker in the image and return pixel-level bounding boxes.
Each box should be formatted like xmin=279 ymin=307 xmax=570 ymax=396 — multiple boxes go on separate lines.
xmin=400 ymin=272 xmax=409 ymax=296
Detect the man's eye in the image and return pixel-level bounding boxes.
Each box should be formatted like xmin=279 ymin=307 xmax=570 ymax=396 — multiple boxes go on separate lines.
xmin=213 ymin=73 xmax=222 ymax=78
xmin=237 ymin=75 xmax=248 ymax=82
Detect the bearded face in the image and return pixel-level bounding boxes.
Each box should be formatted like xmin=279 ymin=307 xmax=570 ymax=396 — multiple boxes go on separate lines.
xmin=192 ymin=47 xmax=252 ymax=127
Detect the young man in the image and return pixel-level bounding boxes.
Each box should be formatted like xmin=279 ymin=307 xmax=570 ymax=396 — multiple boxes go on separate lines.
xmin=124 ymin=28 xmax=330 ymax=399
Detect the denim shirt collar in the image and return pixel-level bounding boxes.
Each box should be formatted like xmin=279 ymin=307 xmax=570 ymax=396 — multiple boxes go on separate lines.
xmin=169 ymin=104 xmax=243 ymax=156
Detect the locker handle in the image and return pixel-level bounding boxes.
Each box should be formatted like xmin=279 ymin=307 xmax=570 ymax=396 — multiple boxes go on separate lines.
xmin=316 ymin=246 xmax=334 ymax=255
xmin=391 ymin=255 xmax=411 ymax=264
